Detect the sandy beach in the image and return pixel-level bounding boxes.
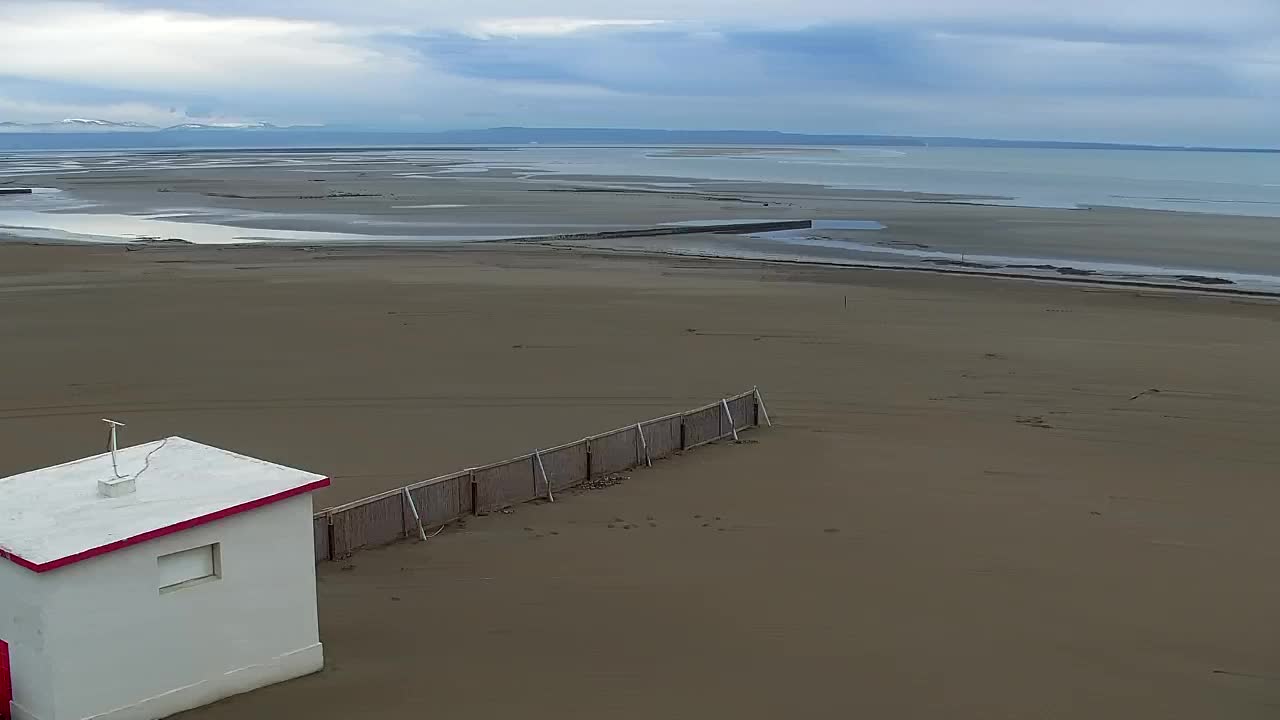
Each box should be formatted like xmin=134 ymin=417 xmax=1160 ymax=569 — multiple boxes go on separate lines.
xmin=2 ymin=240 xmax=1279 ymax=717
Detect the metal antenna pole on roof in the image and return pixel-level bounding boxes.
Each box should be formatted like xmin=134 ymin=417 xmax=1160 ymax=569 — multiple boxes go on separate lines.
xmin=102 ymin=419 xmax=127 ymax=478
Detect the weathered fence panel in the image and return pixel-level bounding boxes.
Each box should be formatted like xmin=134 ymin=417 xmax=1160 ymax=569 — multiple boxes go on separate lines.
xmin=591 ymin=426 xmax=639 ymax=475
xmin=329 ymin=491 xmax=405 ymax=558
xmin=540 ymin=441 xmax=589 ymax=491
xmin=404 ymin=471 xmax=473 ymax=530
xmin=313 ymin=388 xmax=769 ymax=563
xmin=474 ymin=456 xmax=536 ymax=512
xmin=313 ymin=514 xmax=331 ymax=562
xmin=683 ymin=404 xmax=722 ymax=448
xmin=727 ymin=393 xmax=755 ymax=432
xmin=641 ymin=415 xmax=682 ymax=460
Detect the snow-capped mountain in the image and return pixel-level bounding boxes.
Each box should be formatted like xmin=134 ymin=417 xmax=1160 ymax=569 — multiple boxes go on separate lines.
xmin=163 ymin=122 xmax=281 ymax=131
xmin=0 ymin=118 xmax=159 ymax=133
xmin=61 ymin=118 xmax=156 ymax=129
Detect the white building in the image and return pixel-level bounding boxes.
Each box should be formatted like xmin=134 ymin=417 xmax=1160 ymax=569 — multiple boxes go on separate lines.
xmin=0 ymin=437 xmax=329 ymax=720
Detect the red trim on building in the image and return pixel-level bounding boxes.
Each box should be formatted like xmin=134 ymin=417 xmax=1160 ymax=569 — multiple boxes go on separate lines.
xmin=1 ymin=638 xmax=11 ymax=720
xmin=0 ymin=478 xmax=330 ymax=574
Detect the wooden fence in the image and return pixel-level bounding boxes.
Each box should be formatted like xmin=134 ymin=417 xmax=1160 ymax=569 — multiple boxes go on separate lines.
xmin=313 ymin=388 xmax=769 ymax=562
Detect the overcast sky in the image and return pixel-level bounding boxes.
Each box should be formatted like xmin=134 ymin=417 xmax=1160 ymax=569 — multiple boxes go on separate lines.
xmin=2 ymin=0 xmax=1278 ymax=144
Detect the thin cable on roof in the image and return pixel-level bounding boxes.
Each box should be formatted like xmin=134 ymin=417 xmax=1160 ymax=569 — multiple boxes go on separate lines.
xmin=132 ymin=438 xmax=170 ymax=482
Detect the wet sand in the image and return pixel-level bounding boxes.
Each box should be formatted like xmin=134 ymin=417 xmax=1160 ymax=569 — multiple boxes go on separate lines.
xmin=2 ymin=242 xmax=1279 ymax=717
xmin=5 ymin=149 xmax=1280 ymax=292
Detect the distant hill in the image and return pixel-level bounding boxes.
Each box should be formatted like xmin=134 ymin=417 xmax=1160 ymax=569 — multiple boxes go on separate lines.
xmin=0 ymin=123 xmax=1274 ymax=153
xmin=0 ymin=118 xmax=302 ymax=136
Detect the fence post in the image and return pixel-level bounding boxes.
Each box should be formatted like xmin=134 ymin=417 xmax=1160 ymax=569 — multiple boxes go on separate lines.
xmin=325 ymin=513 xmax=335 ymax=563
xmin=403 ymin=487 xmax=427 ymax=541
xmin=753 ymin=386 xmax=772 ymax=428
xmin=535 ymin=449 xmax=555 ymax=503
xmin=636 ymin=423 xmax=652 ymax=467
xmin=721 ymin=398 xmax=740 ymax=442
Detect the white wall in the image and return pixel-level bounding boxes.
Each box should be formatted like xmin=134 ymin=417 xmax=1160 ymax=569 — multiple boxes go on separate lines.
xmin=38 ymin=493 xmax=322 ymax=720
xmin=0 ymin=559 xmax=55 ymax=720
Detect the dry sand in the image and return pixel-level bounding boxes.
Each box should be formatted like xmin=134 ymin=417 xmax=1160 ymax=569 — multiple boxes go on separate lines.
xmin=2 ymin=242 xmax=1279 ymax=717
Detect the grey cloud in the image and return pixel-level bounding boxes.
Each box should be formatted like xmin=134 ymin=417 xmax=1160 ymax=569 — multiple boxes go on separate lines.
xmin=2 ymin=0 xmax=1278 ymax=145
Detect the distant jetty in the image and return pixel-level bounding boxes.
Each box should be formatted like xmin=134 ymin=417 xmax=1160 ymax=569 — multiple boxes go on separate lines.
xmin=0 ymin=188 xmax=33 ymax=195
xmin=476 ymin=219 xmax=813 ymax=245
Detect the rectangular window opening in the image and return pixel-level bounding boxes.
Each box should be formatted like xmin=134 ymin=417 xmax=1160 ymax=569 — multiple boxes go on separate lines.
xmin=158 ymin=543 xmax=221 ymax=593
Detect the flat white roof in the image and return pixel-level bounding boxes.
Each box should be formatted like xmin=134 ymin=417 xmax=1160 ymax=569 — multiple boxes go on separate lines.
xmin=0 ymin=437 xmax=328 ymax=573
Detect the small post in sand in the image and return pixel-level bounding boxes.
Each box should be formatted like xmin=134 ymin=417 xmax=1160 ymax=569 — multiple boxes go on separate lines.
xmin=535 ymin=449 xmax=555 ymax=503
